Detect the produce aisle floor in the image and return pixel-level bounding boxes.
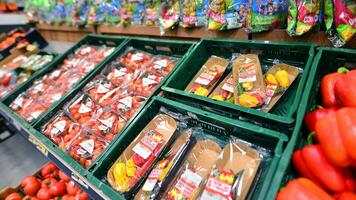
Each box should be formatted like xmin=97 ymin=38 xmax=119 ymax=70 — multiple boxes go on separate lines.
xmin=0 ymin=132 xmax=48 ymax=188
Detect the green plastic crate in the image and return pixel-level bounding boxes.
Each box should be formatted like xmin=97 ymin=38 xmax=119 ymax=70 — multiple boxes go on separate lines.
xmin=87 ymin=96 xmax=288 ymax=200
xmin=29 ymin=38 xmax=195 ymax=176
xmin=266 ymin=47 xmax=356 ymax=200
xmin=1 ymin=34 xmax=129 ymax=127
xmin=162 ymin=38 xmax=316 ymax=133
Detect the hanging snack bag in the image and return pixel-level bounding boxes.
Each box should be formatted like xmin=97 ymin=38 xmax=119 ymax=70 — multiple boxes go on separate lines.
xmin=327 ymin=0 xmax=355 ymax=47
xmin=287 ymin=0 xmax=322 ymax=36
xmin=261 ymin=63 xmax=299 ymax=112
xmin=185 ymin=56 xmax=229 ymax=97
xmin=107 ymin=114 xmax=177 ymax=194
xmin=64 ymin=0 xmax=75 ymax=25
xmin=105 ymin=0 xmax=121 ymax=26
xmin=87 ymin=0 xmax=106 ymax=26
xmin=71 ymin=0 xmax=90 ymax=26
xmin=145 ymin=0 xmax=160 ymax=26
xmin=135 ymin=129 xmax=193 ymax=200
xmin=159 ymin=0 xmax=180 ymax=33
xmin=132 ymin=1 xmax=146 ymax=25
xmin=209 ymin=73 xmax=235 ymax=103
xmin=233 ymin=54 xmax=266 ymax=108
xmin=223 ymin=0 xmax=244 ymax=29
xmin=247 ymin=0 xmax=287 ymax=32
xmin=163 ymin=139 xmax=222 ymax=200
xmin=120 ymin=0 xmax=134 ymax=25
xmin=180 ymin=0 xmax=198 ymax=28
xmin=52 ymin=0 xmax=66 ymax=25
xmin=198 ymin=141 xmax=262 ymax=200
xmin=208 ymin=0 xmax=226 ymax=30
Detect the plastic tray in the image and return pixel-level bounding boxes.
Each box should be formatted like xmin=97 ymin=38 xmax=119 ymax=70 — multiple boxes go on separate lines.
xmin=162 ymin=38 xmax=316 ymax=133
xmin=266 ymin=47 xmax=356 ymax=199
xmin=87 ymin=96 xmax=288 ymax=199
xmin=1 ymin=34 xmax=128 ymax=127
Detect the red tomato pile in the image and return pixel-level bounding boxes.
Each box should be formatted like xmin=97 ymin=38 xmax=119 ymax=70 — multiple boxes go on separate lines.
xmin=9 ymin=45 xmax=114 ymax=122
xmin=4 ymin=162 xmax=89 ymax=200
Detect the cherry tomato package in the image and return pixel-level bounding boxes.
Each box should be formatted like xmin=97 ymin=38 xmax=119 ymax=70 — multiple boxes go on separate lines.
xmin=247 ymin=0 xmax=287 ymax=32
xmin=119 ymin=48 xmax=154 ymax=71
xmin=66 ymin=93 xmax=102 ymax=124
xmin=326 ymin=0 xmax=355 ymax=47
xmin=85 ymin=77 xmax=124 ymax=106
xmin=107 ymin=114 xmax=178 ymax=194
xmin=110 ymin=92 xmax=147 ymax=119
xmin=287 ymin=0 xmax=322 ymax=36
xmin=129 ymin=72 xmax=164 ymax=97
xmin=102 ymin=62 xmax=141 ymax=87
xmin=42 ymin=111 xmax=82 ymax=149
xmin=67 ymin=131 xmax=109 ymax=168
xmin=148 ymin=55 xmax=178 ymax=77
xmin=83 ymin=108 xmax=126 ymax=142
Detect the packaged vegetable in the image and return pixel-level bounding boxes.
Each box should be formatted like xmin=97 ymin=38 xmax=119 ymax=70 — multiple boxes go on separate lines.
xmin=85 ymin=77 xmax=117 ymax=103
xmin=144 ymin=0 xmax=160 ymax=26
xmin=119 ymin=48 xmax=153 ymax=71
xmin=247 ymin=0 xmax=287 ymax=32
xmin=103 ymin=63 xmax=140 ymax=87
xmin=148 ymin=55 xmax=179 ymax=77
xmin=198 ymin=141 xmax=261 ymax=200
xmin=287 ymin=0 xmax=322 ymax=36
xmin=233 ymin=54 xmax=266 ymax=108
xmin=135 ymin=129 xmax=193 ymax=200
xmin=83 ymin=108 xmax=126 ymax=141
xmin=159 ymin=0 xmax=180 ymax=33
xmin=208 ymin=0 xmax=226 ymax=30
xmin=107 ymin=114 xmax=177 ymax=194
xmin=185 ymin=56 xmax=229 ymax=97
xmin=66 ymin=93 xmax=102 ymax=124
xmin=326 ymin=0 xmax=355 ymax=47
xmin=110 ymin=92 xmax=147 ymax=119
xmin=42 ymin=111 xmax=82 ymax=149
xmin=129 ymin=71 xmax=164 ymax=97
xmin=209 ymin=73 xmax=234 ymax=103
xmin=163 ymin=139 xmax=222 ymax=200
xmin=67 ymin=131 xmax=109 ymax=168
xmin=261 ymin=63 xmax=299 ymax=112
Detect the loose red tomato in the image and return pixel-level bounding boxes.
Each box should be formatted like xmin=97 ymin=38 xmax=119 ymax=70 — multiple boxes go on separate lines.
xmin=76 ymin=191 xmax=89 ymax=200
xmin=5 ymin=193 xmax=22 ymax=200
xmin=49 ymin=181 xmax=67 ymax=197
xmin=41 ymin=162 xmax=59 ymax=178
xmin=21 ymin=176 xmax=41 ymax=196
xmin=41 ymin=178 xmax=57 ymax=188
xmin=61 ymin=195 xmax=76 ymax=200
xmin=36 ymin=187 xmax=52 ymax=200
xmin=58 ymin=170 xmax=71 ymax=182
xmin=66 ymin=181 xmax=80 ymax=196
xmin=22 ymin=196 xmax=38 ymax=200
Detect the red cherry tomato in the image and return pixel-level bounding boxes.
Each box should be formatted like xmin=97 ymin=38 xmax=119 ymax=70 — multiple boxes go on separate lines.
xmin=5 ymin=193 xmax=22 ymax=200
xmin=41 ymin=178 xmax=57 ymax=188
xmin=41 ymin=162 xmax=59 ymax=178
xmin=58 ymin=170 xmax=71 ymax=182
xmin=76 ymin=191 xmax=89 ymax=200
xmin=36 ymin=187 xmax=52 ymax=200
xmin=22 ymin=196 xmax=38 ymax=200
xmin=20 ymin=176 xmax=41 ymax=196
xmin=66 ymin=181 xmax=80 ymax=196
xmin=49 ymin=181 xmax=67 ymax=197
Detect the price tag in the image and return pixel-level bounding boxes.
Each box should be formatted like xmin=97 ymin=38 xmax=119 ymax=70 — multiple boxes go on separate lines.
xmin=71 ymin=173 xmax=89 ymax=189
xmin=28 ymin=134 xmax=48 ymax=156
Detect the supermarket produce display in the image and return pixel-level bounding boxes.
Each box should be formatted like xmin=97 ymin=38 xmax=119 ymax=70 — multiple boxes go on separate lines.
xmin=23 ymin=0 xmax=355 ymax=47
xmin=0 ymin=31 xmax=355 ymax=200
xmin=0 ymin=162 xmax=90 ymax=200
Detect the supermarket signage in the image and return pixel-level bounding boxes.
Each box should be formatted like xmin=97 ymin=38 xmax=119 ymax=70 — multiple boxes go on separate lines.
xmin=28 ymin=134 xmax=48 ymax=156
xmin=71 ymin=172 xmax=89 ymax=189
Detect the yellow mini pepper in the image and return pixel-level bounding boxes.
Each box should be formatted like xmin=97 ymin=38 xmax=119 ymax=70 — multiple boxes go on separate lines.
xmin=211 ymin=95 xmax=225 ymax=101
xmin=275 ymin=70 xmax=290 ymax=87
xmin=126 ymin=159 xmax=136 ymax=177
xmin=239 ymin=93 xmax=259 ymax=107
xmin=266 ymin=74 xmax=278 ymax=85
xmin=194 ymin=87 xmax=209 ymax=96
xmin=113 ymin=162 xmax=127 ymax=187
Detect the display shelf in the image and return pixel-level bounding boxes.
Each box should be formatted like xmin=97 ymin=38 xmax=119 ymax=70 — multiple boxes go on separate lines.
xmin=36 ymin=24 xmax=96 ymax=42
xmin=0 ymin=104 xmax=107 ymax=200
xmin=251 ymin=29 xmax=356 ymax=48
xmin=97 ymin=25 xmax=249 ymax=40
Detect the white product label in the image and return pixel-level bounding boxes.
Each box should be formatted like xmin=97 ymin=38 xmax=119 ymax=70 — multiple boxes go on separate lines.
xmin=142 ymin=168 xmax=163 ymax=192
xmin=14 ymin=96 xmax=24 ymax=107
xmin=195 ymin=72 xmax=215 ymax=86
xmin=50 ymin=70 xmax=61 ymax=79
xmin=53 ymin=120 xmax=66 ymax=132
xmin=79 ymin=103 xmax=92 ymax=114
xmin=221 ymin=77 xmax=234 ymax=93
xmin=104 ymin=48 xmax=115 ymax=57
xmin=153 ymin=59 xmax=168 ymax=69
xmin=98 ymin=124 xmax=109 ymax=131
xmin=132 ymin=134 xmax=159 ymax=160
xmin=238 ymin=64 xmax=257 ymax=83
xmin=131 ymin=53 xmax=144 ymax=62
xmin=142 ymin=77 xmax=158 ymax=87
xmin=114 ymin=68 xmax=127 ymax=78
xmin=96 ymin=84 xmax=110 ymax=93
xmin=265 ymin=83 xmax=278 ymax=105
xmin=51 ymin=93 xmax=62 ymax=101
xmin=174 ymin=169 xmax=203 ymax=198
xmin=33 ymin=83 xmax=44 ymax=92
xmin=80 ymin=47 xmax=92 ymax=55
xmin=117 ymin=96 xmax=133 ymax=110
xmin=30 ymin=111 xmax=42 ymax=119
xmin=69 ymin=77 xmax=80 ymax=86
xmin=84 ymin=63 xmax=95 ymax=72
xmin=98 ymin=116 xmax=114 ymax=128
xmin=78 ymin=139 xmax=94 ymax=155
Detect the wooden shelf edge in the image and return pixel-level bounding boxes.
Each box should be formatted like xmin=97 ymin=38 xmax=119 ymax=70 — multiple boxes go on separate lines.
xmin=36 ymin=24 xmax=95 ymax=33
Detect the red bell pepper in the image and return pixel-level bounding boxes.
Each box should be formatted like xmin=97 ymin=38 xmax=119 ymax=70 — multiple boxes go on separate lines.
xmin=297 ymin=144 xmax=356 ymax=193
xmin=335 ymin=70 xmax=356 ymax=107
xmin=316 ymin=108 xmax=356 ymax=167
xmin=304 ymin=106 xmax=338 ymax=133
xmin=320 ymin=67 xmax=349 ymax=107
xmin=276 ymin=178 xmax=333 ymax=200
